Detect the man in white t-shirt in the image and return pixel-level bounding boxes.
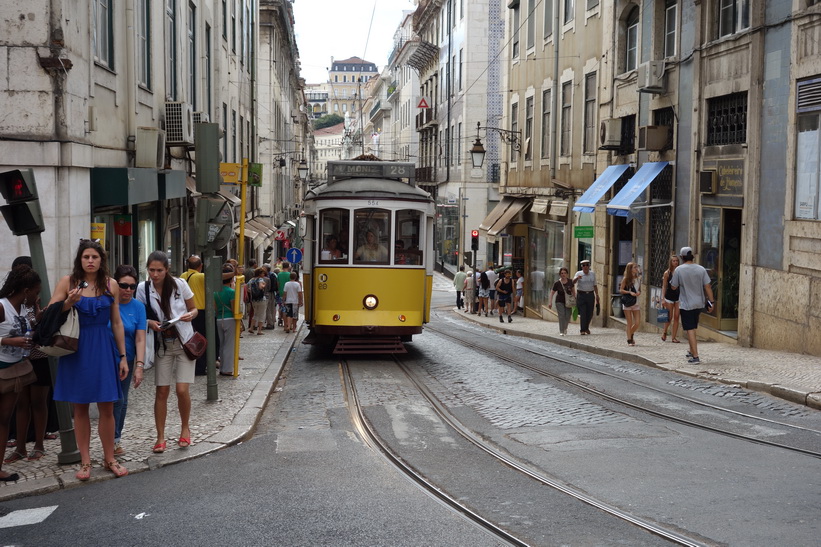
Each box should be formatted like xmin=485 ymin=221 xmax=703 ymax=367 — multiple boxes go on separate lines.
xmin=670 ymin=246 xmax=714 ymax=364
xmin=282 ymin=272 xmax=303 ymax=334
xmin=485 ymin=265 xmax=498 ymax=315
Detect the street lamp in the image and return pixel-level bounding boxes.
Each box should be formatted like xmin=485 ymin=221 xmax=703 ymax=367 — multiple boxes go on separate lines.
xmin=470 ymin=121 xmax=522 ymax=169
xmin=297 ymin=158 xmax=309 ymax=181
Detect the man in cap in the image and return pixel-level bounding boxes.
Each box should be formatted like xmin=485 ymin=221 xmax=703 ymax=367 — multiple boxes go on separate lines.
xmin=572 ymin=259 xmax=599 ymax=334
xmin=670 ymin=246 xmax=715 ymax=364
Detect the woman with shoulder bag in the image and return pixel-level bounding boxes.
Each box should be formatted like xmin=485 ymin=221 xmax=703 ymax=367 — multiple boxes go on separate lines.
xmin=620 ymin=262 xmax=641 ymax=346
xmin=136 ymin=251 xmax=198 ymax=454
xmin=0 ymin=265 xmax=41 ymax=482
xmin=548 ymin=267 xmax=575 ymax=336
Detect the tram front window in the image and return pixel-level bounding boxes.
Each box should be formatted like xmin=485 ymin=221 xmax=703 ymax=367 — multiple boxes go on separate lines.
xmin=395 ymin=210 xmax=423 ymax=265
xmin=354 ymin=209 xmax=390 ymax=264
xmin=320 ymin=209 xmax=349 ymax=263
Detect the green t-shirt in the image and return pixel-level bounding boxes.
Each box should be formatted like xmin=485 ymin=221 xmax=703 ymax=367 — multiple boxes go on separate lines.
xmin=214 ymin=286 xmax=235 ymax=319
xmin=277 ymin=271 xmax=291 ymax=295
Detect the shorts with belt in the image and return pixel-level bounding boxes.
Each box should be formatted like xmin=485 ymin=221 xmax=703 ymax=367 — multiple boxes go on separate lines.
xmin=577 ymin=290 xmax=595 ymax=294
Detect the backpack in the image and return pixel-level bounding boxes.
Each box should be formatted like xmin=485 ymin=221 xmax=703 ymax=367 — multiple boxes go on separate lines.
xmin=249 ymin=278 xmax=265 ymax=302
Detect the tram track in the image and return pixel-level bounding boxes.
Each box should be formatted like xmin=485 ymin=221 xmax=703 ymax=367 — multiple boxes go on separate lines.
xmin=424 ymin=321 xmax=821 ymax=459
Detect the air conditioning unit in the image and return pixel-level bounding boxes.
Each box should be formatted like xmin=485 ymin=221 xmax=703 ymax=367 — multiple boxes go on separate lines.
xmin=699 ymin=171 xmax=716 ymax=194
xmin=193 ymin=111 xmax=210 ymax=124
xmin=599 ymin=118 xmax=622 ymax=150
xmin=637 ymin=61 xmax=665 ymax=94
xmin=135 ymin=127 xmax=166 ymax=169
xmin=164 ymin=101 xmax=194 ymax=145
xmin=637 ymin=125 xmax=670 ymax=151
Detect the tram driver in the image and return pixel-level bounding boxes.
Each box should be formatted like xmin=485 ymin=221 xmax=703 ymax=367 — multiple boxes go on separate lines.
xmin=354 ymin=229 xmax=388 ymax=262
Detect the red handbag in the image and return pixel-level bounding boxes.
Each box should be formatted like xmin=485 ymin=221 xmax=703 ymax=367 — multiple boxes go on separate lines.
xmin=179 ymin=331 xmax=206 ymax=360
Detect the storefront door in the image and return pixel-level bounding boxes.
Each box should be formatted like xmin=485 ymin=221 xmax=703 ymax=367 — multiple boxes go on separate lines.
xmin=699 ymin=207 xmax=741 ymax=332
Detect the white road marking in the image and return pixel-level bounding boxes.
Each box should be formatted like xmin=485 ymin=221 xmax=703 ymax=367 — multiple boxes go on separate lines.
xmin=0 ymin=505 xmax=58 ymax=529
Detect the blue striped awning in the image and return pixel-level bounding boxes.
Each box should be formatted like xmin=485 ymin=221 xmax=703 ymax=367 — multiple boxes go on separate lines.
xmin=606 ymin=162 xmax=669 ymax=217
xmin=572 ymin=164 xmax=630 ymax=213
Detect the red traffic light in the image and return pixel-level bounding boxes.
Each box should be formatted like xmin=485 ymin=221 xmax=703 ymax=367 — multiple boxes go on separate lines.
xmin=471 ymin=230 xmax=479 ymax=237
xmin=0 ymin=169 xmax=37 ymax=202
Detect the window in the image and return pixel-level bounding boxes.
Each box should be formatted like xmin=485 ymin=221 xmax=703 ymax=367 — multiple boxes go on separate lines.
xmin=564 ymin=0 xmax=575 ymax=24
xmin=544 ymin=0 xmax=553 ymax=39
xmin=459 ymin=49 xmax=463 ymax=90
xmin=795 ymin=78 xmax=821 ymax=219
xmin=526 ymin=0 xmax=535 ymax=50
xmin=166 ymin=0 xmax=177 ymax=99
xmin=525 ymin=96 xmax=534 ymax=161
xmin=625 ymin=7 xmax=639 ymax=72
xmin=239 ymin=115 xmax=244 ymax=160
xmin=93 ymin=0 xmax=113 ymax=69
xmin=541 ymin=89 xmax=551 ymax=159
xmin=231 ymin=0 xmax=236 ymax=52
xmin=319 ymin=209 xmax=350 ymax=263
xmin=137 ymin=0 xmax=150 ymax=87
xmin=718 ymin=0 xmax=749 ymax=38
xmin=583 ymin=72 xmax=597 ymax=153
xmin=512 ymin=4 xmax=520 ymax=59
xmin=560 ymin=82 xmax=572 ymax=156
xmin=222 ymin=0 xmax=227 ymax=40
xmin=706 ymin=92 xmax=747 ymax=146
xmin=222 ymin=103 xmax=228 ymax=161
xmin=511 ymin=102 xmax=519 ymax=163
xmin=457 ymin=122 xmax=462 ymax=165
xmin=188 ymin=3 xmax=196 ymax=110
xmin=232 ymin=109 xmax=237 ymax=161
xmin=664 ymin=0 xmax=677 ymax=58
xmin=395 ymin=210 xmax=423 ymax=265
xmin=353 ymin=209 xmax=391 ymax=264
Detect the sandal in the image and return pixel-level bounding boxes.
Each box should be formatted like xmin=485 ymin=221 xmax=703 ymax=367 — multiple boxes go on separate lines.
xmin=0 ymin=472 xmax=20 ymax=482
xmin=671 ymin=338 xmax=681 ymax=343
xmin=661 ymin=332 xmax=667 ymax=341
xmin=152 ymin=441 xmax=167 ymax=453
xmin=178 ymin=429 xmax=191 ymax=448
xmin=27 ymin=449 xmax=46 ymax=461
xmin=105 ymin=460 xmax=128 ymax=478
xmin=76 ymin=462 xmax=92 ymax=481
xmin=4 ymin=450 xmax=26 ymax=464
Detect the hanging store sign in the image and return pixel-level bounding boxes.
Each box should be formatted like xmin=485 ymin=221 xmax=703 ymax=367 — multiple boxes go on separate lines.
xmin=219 ymin=163 xmax=241 ymax=184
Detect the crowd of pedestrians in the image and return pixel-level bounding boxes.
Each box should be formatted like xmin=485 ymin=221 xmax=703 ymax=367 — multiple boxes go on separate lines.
xmin=0 ymin=242 xmax=300 ymax=483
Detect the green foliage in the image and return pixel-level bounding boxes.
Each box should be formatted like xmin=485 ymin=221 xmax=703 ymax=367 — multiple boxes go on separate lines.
xmin=313 ymin=114 xmax=344 ymax=130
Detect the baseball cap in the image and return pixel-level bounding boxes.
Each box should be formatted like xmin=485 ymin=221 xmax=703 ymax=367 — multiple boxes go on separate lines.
xmin=680 ymin=246 xmax=694 ymax=257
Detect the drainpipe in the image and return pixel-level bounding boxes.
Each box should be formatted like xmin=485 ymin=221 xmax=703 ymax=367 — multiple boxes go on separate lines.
xmin=126 ymin=0 xmax=137 ymax=147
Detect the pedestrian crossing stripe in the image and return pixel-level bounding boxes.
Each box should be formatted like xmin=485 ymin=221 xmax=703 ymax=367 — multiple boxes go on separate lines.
xmin=0 ymin=505 xmax=58 ymax=529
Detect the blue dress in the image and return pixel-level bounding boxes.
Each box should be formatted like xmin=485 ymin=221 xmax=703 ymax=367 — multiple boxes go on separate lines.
xmin=54 ymin=295 xmax=123 ymax=404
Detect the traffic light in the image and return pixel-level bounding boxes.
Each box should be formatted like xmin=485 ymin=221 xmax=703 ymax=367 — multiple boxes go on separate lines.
xmin=0 ymin=169 xmax=45 ymax=236
xmin=471 ymin=229 xmax=479 ymax=251
xmin=196 ymin=196 xmax=235 ymax=250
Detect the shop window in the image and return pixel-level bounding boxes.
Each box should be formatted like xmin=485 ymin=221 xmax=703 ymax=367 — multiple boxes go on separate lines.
xmin=319 ymin=208 xmax=350 ymax=263
xmin=353 ymin=209 xmax=391 ymax=264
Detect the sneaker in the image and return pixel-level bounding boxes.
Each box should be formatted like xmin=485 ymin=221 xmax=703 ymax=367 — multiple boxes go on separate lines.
xmin=508 ymin=315 xmax=513 ymax=323
xmin=686 ymin=351 xmax=693 ymax=358
xmin=114 ymin=442 xmax=125 ymax=456
xmin=687 ymin=356 xmax=700 ymax=364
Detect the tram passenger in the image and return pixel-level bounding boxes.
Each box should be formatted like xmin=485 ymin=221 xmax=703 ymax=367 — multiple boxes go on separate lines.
xmin=321 ymin=235 xmax=343 ymax=261
xmin=354 ymin=230 xmax=388 ymax=262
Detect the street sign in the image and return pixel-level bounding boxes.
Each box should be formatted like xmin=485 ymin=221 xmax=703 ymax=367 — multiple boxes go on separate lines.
xmin=417 ymin=97 xmax=430 ymax=109
xmin=219 ymin=162 xmax=241 ymax=184
xmin=275 ymin=230 xmax=286 ymax=241
xmin=574 ymin=226 xmax=595 ymax=238
xmin=286 ymin=247 xmax=303 ymax=264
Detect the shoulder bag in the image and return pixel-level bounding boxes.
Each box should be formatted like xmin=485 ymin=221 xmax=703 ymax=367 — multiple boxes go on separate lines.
xmin=621 ymin=285 xmax=637 ymax=308
xmin=564 ymin=283 xmax=577 ymax=308
xmin=179 ymin=331 xmax=207 ymax=361
xmin=39 ymin=307 xmax=80 ymax=357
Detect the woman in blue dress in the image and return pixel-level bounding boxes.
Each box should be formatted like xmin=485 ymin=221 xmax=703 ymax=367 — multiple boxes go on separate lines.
xmin=50 ymin=240 xmax=129 ymax=480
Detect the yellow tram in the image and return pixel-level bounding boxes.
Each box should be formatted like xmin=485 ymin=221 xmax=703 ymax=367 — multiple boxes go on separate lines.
xmin=301 ymin=160 xmax=435 ymax=353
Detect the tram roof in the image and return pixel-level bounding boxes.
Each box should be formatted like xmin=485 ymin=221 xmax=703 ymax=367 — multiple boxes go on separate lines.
xmin=306 ymin=161 xmax=432 ymax=201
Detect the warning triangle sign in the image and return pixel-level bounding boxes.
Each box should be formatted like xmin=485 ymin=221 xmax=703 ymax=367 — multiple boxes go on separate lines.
xmin=417 ymin=97 xmax=430 ymax=109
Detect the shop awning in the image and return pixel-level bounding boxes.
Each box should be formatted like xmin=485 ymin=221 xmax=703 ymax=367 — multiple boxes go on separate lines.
xmin=486 ymin=198 xmax=530 ymax=237
xmin=606 ymin=162 xmax=669 ymax=217
xmin=530 ymin=198 xmax=549 ymax=214
xmin=247 ymin=219 xmax=274 ymax=239
xmin=479 ymin=197 xmax=513 ymax=231
xmin=572 ymin=164 xmax=631 ymax=213
xmin=91 ymin=167 xmax=159 ymax=208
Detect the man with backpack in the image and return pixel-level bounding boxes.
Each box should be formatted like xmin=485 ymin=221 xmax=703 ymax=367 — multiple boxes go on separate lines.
xmin=263 ymin=264 xmax=278 ymax=329
xmin=248 ymin=267 xmax=268 ymax=336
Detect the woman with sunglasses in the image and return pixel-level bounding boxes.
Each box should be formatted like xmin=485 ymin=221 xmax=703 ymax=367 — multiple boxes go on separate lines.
xmin=111 ymin=265 xmax=145 ymax=456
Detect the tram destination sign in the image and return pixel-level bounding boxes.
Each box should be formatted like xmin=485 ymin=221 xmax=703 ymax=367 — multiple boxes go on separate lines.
xmin=328 ymin=161 xmax=414 ymax=181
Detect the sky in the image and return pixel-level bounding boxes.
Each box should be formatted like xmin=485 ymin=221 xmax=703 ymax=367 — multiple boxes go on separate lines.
xmin=291 ymin=0 xmax=418 ymax=84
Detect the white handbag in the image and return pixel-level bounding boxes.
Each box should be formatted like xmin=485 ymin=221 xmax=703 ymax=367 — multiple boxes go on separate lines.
xmin=39 ymin=307 xmax=80 ymax=357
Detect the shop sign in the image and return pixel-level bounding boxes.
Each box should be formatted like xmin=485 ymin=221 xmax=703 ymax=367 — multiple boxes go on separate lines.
xmin=574 ymin=225 xmax=594 ymax=238
xmin=716 ymin=160 xmax=744 ymax=196
xmin=219 ymin=163 xmax=241 ymax=184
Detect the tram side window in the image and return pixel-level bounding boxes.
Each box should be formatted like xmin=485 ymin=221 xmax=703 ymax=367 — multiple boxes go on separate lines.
xmin=353 ymin=208 xmax=391 ymax=264
xmin=395 ymin=210 xmax=423 ymax=266
xmin=319 ymin=208 xmax=349 ymax=263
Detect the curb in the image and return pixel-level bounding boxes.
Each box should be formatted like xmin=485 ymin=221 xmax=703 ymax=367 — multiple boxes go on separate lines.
xmin=0 ymin=328 xmax=300 ymax=502
xmin=452 ymin=309 xmax=819 ymax=410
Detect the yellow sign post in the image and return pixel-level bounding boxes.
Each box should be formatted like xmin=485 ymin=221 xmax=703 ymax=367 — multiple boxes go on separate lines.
xmin=232 ymin=158 xmax=249 ymax=376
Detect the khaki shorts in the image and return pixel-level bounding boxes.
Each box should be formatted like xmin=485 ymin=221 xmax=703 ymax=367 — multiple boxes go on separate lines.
xmin=155 ymin=338 xmax=195 ymax=386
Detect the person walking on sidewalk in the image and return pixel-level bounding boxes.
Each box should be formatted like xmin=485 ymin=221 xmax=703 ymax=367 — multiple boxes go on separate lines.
xmin=464 ymin=269 xmax=475 ymax=313
xmin=661 ymin=255 xmax=681 ymax=343
xmin=670 ymin=246 xmax=715 ymax=364
xmin=453 ymin=266 xmax=467 ymax=310
xmin=620 ymin=262 xmax=641 ymax=346
xmin=495 ymin=269 xmax=515 ymax=323
xmin=277 ymin=263 xmax=292 ymax=327
xmin=513 ymin=269 xmax=524 ymax=315
xmin=548 ymin=267 xmax=574 ymax=335
xmin=214 ymin=266 xmax=237 ymax=376
xmin=282 ymin=272 xmax=303 ymax=334
xmin=485 ymin=266 xmax=498 ymax=314
xmin=477 ymin=271 xmax=491 ymax=317
xmin=573 ymin=260 xmax=599 ymax=335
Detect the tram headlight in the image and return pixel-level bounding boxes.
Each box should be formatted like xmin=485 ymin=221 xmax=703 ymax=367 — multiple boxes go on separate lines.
xmin=363 ymin=295 xmax=378 ymax=310
xmin=398 ymin=315 xmax=406 ymax=322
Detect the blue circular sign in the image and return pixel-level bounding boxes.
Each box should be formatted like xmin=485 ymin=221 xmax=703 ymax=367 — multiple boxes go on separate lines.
xmin=286 ymin=247 xmax=303 ymax=264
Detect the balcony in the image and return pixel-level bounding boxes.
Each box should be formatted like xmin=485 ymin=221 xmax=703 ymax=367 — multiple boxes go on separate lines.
xmin=415 ymin=108 xmax=438 ymax=129
xmin=416 ymin=166 xmax=435 ymax=183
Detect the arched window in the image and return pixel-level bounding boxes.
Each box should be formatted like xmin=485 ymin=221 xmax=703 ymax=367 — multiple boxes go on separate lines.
xmin=625 ymin=7 xmax=639 ymax=72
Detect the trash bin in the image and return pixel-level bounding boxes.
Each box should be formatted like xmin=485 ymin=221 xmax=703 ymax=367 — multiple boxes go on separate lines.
xmin=611 ymin=294 xmax=624 ymax=318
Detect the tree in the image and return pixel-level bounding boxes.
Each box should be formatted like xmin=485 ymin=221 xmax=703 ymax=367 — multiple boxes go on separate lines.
xmin=313 ymin=114 xmax=344 ymax=130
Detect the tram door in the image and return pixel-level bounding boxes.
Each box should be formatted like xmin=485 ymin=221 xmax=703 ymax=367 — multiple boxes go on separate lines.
xmin=699 ymin=207 xmax=741 ymax=332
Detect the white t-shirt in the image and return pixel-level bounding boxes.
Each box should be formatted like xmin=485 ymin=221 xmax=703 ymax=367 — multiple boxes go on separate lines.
xmin=283 ymin=280 xmax=302 ymax=305
xmin=137 ymin=277 xmax=195 ymax=343
xmin=0 ymin=298 xmax=30 ymax=364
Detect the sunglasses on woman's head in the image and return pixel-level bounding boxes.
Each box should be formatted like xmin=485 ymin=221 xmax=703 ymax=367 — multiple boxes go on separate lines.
xmin=118 ymin=282 xmax=138 ymax=291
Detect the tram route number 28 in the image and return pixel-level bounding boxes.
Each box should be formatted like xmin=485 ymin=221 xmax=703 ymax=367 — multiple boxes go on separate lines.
xmin=318 ymin=273 xmax=328 ymax=290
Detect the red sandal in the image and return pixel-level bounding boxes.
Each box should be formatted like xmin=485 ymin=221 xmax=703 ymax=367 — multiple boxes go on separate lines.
xmin=152 ymin=441 xmax=167 ymax=453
